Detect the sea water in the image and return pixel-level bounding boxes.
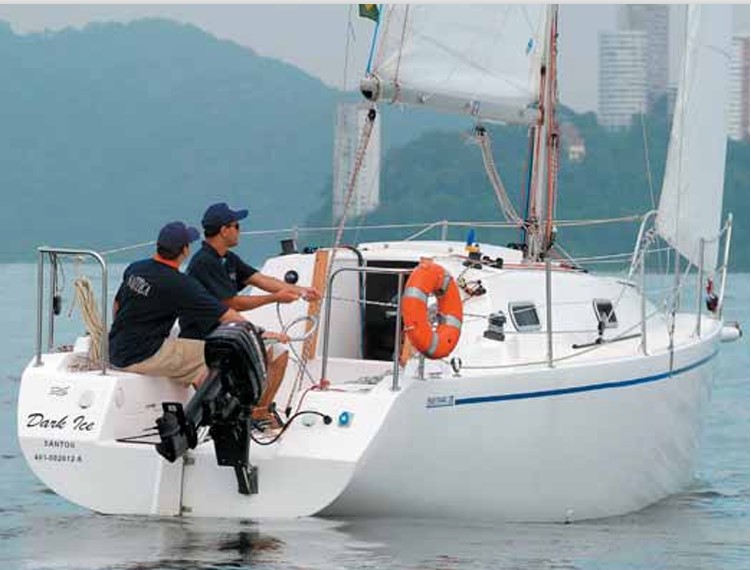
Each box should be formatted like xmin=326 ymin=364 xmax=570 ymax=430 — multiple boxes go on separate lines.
xmin=0 ymin=264 xmax=747 ymax=570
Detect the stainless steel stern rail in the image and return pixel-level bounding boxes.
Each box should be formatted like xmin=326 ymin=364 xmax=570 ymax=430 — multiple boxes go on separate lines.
xmin=35 ymin=247 xmax=108 ymax=374
xmin=320 ymin=266 xmax=414 ymax=391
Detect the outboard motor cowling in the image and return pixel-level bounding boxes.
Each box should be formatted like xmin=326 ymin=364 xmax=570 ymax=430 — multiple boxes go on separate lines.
xmin=204 ymin=321 xmax=267 ymax=407
xmin=155 ymin=321 xmax=268 ymax=495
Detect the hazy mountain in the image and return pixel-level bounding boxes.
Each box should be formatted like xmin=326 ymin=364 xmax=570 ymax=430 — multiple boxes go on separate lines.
xmin=0 ymin=18 xmax=458 ymax=262
xmin=0 ymin=19 xmax=746 ymax=271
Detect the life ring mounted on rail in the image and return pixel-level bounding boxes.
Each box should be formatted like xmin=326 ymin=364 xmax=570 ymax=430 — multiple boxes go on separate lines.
xmin=401 ymin=259 xmax=463 ymax=359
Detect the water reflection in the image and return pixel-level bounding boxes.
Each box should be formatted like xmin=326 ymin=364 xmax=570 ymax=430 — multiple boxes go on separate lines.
xmin=6 ymin=484 xmax=750 ymax=570
xmin=5 ymin=454 xmax=749 ymax=568
xmin=14 ymin=515 xmax=283 ymax=569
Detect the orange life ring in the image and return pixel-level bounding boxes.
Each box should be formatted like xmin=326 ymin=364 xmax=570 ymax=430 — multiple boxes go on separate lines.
xmin=401 ymin=259 xmax=463 ymax=359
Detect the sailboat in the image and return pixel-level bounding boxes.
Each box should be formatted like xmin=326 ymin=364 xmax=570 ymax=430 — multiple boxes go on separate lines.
xmin=17 ymin=5 xmax=742 ymax=522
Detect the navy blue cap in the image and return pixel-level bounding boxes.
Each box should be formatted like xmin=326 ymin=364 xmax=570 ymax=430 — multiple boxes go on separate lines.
xmin=157 ymin=221 xmax=200 ymax=251
xmin=201 ymin=202 xmax=249 ymax=229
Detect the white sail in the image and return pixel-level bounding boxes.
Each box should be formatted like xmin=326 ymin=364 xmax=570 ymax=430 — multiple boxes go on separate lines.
xmin=360 ymin=5 xmax=550 ymax=124
xmin=655 ymin=5 xmax=731 ymax=270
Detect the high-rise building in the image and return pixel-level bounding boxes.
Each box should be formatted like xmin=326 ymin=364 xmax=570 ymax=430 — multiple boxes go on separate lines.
xmin=598 ymin=31 xmax=648 ymax=130
xmin=727 ymin=35 xmax=750 ymax=141
xmin=666 ymin=85 xmax=678 ymax=118
xmin=617 ymin=5 xmax=670 ymax=109
xmin=332 ymin=103 xmax=380 ymax=221
xmin=598 ymin=5 xmax=671 ymax=129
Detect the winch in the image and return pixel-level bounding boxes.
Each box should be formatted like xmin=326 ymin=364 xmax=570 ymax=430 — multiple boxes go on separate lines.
xmin=483 ymin=311 xmax=507 ymax=342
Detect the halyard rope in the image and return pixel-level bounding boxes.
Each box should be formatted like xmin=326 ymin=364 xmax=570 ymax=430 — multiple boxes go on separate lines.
xmin=391 ymin=5 xmax=410 ymax=104
xmin=286 ymin=105 xmax=378 ymax=410
xmin=474 ymin=127 xmax=524 ymax=226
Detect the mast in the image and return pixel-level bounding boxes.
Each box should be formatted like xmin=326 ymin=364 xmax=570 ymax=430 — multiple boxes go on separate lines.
xmin=359 ymin=5 xmax=555 ymax=256
xmin=544 ymin=5 xmax=560 ymax=254
xmin=525 ymin=4 xmax=560 ymax=260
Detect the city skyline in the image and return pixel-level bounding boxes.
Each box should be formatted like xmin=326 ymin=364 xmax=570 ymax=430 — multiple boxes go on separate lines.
xmin=598 ymin=5 xmax=748 ymax=135
xmin=0 ymin=4 xmax=747 ymax=113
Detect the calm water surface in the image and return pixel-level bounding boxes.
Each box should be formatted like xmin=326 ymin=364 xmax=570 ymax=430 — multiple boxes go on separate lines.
xmin=0 ymin=264 xmax=747 ymax=570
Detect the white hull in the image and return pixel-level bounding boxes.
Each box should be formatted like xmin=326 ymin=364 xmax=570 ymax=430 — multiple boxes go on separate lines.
xmin=18 ymin=308 xmax=721 ymax=523
xmin=325 ymin=336 xmax=717 ymax=521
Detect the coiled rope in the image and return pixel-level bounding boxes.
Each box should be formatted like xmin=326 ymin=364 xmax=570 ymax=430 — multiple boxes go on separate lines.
xmin=69 ymin=275 xmax=105 ymax=366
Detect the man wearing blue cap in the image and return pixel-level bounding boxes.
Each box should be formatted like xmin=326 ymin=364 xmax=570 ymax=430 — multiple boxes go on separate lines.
xmin=181 ymin=202 xmax=320 ymax=340
xmin=109 ymin=221 xmax=247 ymax=386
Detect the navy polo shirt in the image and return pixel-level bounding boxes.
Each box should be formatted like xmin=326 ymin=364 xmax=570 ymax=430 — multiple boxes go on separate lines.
xmin=180 ymin=242 xmax=258 ymax=339
xmin=109 ymin=258 xmax=227 ymax=368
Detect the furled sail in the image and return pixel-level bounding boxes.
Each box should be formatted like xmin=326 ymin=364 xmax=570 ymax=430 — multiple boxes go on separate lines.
xmin=656 ymin=5 xmax=731 ymax=270
xmin=360 ymin=5 xmax=550 ymax=124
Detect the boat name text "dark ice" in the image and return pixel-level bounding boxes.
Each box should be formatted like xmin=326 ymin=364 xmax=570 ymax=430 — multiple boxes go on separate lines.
xmin=26 ymin=413 xmax=95 ymax=432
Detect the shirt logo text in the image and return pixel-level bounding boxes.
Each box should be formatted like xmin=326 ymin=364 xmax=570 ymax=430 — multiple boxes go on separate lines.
xmin=127 ymin=275 xmax=152 ymax=297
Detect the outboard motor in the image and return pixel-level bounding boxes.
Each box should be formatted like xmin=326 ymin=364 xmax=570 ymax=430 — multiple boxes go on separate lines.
xmin=154 ymin=321 xmax=267 ymax=495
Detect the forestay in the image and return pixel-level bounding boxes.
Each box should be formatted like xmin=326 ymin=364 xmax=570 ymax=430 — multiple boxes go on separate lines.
xmin=656 ymin=5 xmax=731 ymax=270
xmin=361 ymin=5 xmax=550 ymax=124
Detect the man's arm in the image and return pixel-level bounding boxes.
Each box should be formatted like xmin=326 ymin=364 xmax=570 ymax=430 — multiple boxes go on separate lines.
xmin=222 ymin=289 xmax=300 ymax=312
xmin=217 ymin=308 xmax=289 ymax=344
xmin=246 ymin=272 xmax=321 ymax=301
xmin=218 ymin=307 xmax=246 ymax=323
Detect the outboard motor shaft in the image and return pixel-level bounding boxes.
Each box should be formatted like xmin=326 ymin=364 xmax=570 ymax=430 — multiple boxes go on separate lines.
xmin=155 ymin=321 xmax=267 ymax=495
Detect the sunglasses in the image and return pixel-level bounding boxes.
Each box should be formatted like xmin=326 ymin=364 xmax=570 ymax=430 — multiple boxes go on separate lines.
xmin=226 ymin=222 xmax=240 ymax=230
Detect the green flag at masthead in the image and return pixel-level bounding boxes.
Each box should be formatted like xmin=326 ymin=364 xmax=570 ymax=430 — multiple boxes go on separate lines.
xmin=359 ymin=4 xmax=380 ymax=22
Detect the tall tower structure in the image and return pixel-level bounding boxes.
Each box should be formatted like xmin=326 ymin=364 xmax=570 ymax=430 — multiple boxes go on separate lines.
xmin=727 ymin=35 xmax=750 ymax=141
xmin=617 ymin=5 xmax=670 ymax=109
xmin=332 ymin=103 xmax=380 ymax=221
xmin=598 ymin=31 xmax=648 ymax=130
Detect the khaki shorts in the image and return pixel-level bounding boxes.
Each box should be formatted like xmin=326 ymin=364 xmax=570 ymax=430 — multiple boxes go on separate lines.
xmin=124 ymin=337 xmax=207 ymax=386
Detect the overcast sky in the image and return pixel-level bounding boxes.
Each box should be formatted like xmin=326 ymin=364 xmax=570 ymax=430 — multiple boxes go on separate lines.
xmin=0 ymin=4 xmax=747 ymax=113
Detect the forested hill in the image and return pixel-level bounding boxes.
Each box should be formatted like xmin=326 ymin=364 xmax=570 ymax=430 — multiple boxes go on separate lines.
xmin=0 ymin=19 xmax=747 ymax=271
xmin=0 ymin=18 xmax=458 ymax=262
xmin=306 ymin=101 xmax=750 ymax=271
xmin=0 ymin=18 xmax=336 ymax=260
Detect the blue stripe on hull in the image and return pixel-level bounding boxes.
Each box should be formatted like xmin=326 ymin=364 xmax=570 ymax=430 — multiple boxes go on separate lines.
xmin=454 ymin=350 xmax=718 ymax=407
